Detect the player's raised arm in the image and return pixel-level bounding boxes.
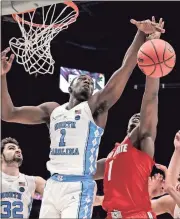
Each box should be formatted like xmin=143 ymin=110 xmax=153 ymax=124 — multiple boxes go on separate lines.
xmin=89 ymin=18 xmax=165 ymax=112
xmin=156 ymin=131 xmax=180 ymax=186
xmin=156 ymin=131 xmax=180 ymax=206
xmin=1 ymin=48 xmax=59 ymax=124
xmin=138 ymin=77 xmax=159 ymax=157
xmin=138 ymin=18 xmax=165 ymax=158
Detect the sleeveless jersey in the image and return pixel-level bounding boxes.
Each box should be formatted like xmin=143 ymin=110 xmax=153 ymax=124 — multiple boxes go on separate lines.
xmin=1 ymin=172 xmax=35 ymax=218
xmin=103 ymin=136 xmax=154 ymax=214
xmin=174 ymin=205 xmax=180 ymax=219
xmin=47 ymin=101 xmax=104 ymax=176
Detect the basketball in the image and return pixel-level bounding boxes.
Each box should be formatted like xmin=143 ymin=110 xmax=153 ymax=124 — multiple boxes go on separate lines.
xmin=137 ymin=39 xmax=176 ymax=78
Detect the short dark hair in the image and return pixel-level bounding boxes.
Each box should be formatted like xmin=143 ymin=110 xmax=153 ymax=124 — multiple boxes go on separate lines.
xmin=69 ymin=75 xmax=94 ymax=87
xmin=1 ymin=137 xmax=19 ymax=153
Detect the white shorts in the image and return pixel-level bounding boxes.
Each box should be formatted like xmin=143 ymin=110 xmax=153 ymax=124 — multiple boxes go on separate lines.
xmin=39 ymin=174 xmax=96 ymax=218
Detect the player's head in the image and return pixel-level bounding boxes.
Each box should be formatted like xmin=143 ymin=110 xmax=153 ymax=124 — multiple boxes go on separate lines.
xmin=127 ymin=113 xmax=140 ymax=134
xmin=1 ymin=137 xmax=23 ymax=167
xmin=68 ymin=75 xmax=94 ymax=101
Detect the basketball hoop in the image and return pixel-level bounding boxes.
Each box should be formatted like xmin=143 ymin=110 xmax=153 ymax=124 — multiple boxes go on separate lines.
xmin=9 ymin=1 xmax=79 ymax=75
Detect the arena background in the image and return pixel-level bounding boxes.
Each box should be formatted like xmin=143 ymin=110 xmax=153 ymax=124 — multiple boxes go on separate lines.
xmin=1 ymin=1 xmax=180 ymax=219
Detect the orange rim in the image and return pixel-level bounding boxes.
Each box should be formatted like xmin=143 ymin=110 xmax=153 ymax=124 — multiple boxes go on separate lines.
xmin=12 ymin=1 xmax=79 ymax=28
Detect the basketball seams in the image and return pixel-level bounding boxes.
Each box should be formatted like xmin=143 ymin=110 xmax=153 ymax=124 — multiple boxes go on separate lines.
xmin=150 ymin=40 xmax=164 ymax=77
xmin=163 ymin=42 xmax=175 ymax=69
xmin=138 ymin=54 xmax=175 ymax=67
xmin=137 ymin=39 xmax=175 ymax=78
xmin=139 ymin=49 xmax=156 ymax=76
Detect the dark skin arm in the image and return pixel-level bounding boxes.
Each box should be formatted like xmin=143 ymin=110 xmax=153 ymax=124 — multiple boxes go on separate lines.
xmin=93 ymin=158 xmax=106 ymax=180
xmin=1 ymin=48 xmax=59 ymax=124
xmin=139 ymin=78 xmax=159 ymax=157
xmin=129 ymin=77 xmax=159 ymax=158
xmin=129 ymin=18 xmax=164 ymax=158
xmin=88 ymin=18 xmax=164 ymax=129
xmin=89 ymin=29 xmax=146 ymax=124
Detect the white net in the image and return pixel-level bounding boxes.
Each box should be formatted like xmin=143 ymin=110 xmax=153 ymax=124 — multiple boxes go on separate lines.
xmin=9 ymin=2 xmax=78 ymax=75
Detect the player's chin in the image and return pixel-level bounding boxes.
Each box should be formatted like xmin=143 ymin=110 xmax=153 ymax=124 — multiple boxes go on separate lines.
xmin=128 ymin=124 xmax=136 ymax=133
xmin=80 ymin=90 xmax=91 ymax=100
xmin=14 ymin=157 xmax=23 ymax=164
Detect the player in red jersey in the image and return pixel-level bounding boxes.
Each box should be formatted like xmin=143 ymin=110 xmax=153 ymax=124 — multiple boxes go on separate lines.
xmin=94 ymin=17 xmax=164 ymax=219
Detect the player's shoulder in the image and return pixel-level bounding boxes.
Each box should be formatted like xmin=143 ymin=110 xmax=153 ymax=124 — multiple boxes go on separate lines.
xmin=20 ymin=173 xmax=36 ymax=192
xmin=39 ymin=101 xmax=60 ymax=112
xmin=40 ymin=102 xmax=60 ymax=119
xmin=156 ymin=195 xmax=176 ymax=215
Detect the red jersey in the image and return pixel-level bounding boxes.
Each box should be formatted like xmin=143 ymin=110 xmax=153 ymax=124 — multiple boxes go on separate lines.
xmin=103 ymin=136 xmax=155 ymax=215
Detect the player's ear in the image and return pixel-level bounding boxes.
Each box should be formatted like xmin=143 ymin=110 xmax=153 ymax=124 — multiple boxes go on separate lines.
xmin=68 ymin=86 xmax=72 ymax=93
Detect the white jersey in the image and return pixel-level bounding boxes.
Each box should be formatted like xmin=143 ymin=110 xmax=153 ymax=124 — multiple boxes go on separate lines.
xmin=47 ymin=101 xmax=104 ymax=176
xmin=1 ymin=172 xmax=35 ymax=218
xmin=174 ymin=204 xmax=180 ymax=219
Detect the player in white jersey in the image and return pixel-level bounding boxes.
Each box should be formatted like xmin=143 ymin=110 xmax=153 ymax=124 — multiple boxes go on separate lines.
xmin=0 ymin=137 xmax=46 ymax=218
xmin=1 ymin=18 xmax=165 ymax=218
xmin=150 ymin=131 xmax=180 ymax=218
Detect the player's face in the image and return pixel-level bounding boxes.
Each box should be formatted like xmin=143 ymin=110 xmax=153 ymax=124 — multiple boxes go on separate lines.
xmin=127 ymin=113 xmax=140 ymax=134
xmin=71 ymin=75 xmax=94 ymax=101
xmin=2 ymin=143 xmax=23 ymax=166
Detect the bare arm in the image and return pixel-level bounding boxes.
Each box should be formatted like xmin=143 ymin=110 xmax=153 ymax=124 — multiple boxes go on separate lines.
xmin=93 ymin=196 xmax=104 ymax=206
xmin=89 ymin=18 xmax=164 ymax=113
xmin=93 ymin=158 xmax=106 ymax=180
xmin=1 ymin=48 xmax=59 ymax=124
xmin=151 ymin=195 xmax=176 ymax=216
xmin=156 ymin=131 xmax=180 ymax=207
xmin=138 ymin=18 xmax=165 ymax=157
xmin=35 ymin=176 xmax=46 ymax=196
xmin=166 ymin=132 xmax=180 ymax=187
xmin=166 ymin=186 xmax=180 ymax=207
xmin=166 ymin=133 xmax=180 ymax=207
xmin=89 ymin=29 xmax=146 ymax=111
xmin=139 ymin=77 xmax=159 ymax=157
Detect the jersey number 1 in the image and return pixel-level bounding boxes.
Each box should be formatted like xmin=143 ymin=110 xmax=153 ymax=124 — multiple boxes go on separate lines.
xmin=59 ymin=129 xmax=66 ymax=147
xmin=108 ymin=160 xmax=114 ymax=181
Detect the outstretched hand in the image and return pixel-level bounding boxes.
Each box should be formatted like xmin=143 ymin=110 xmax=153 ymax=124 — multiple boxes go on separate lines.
xmin=1 ymin=47 xmax=14 ymax=76
xmin=147 ymin=17 xmax=165 ymax=40
xmin=130 ymin=17 xmax=165 ymax=35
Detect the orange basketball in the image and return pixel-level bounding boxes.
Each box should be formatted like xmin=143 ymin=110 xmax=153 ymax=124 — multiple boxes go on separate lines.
xmin=137 ymin=39 xmax=176 ymax=78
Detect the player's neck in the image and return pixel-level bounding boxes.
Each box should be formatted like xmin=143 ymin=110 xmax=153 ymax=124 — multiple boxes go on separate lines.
xmin=2 ymin=163 xmax=20 ymax=176
xmin=67 ymin=96 xmax=83 ymax=110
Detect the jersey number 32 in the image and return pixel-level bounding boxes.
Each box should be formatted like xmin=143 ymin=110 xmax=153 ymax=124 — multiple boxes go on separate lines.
xmin=1 ymin=201 xmax=23 ymax=218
